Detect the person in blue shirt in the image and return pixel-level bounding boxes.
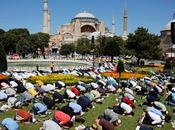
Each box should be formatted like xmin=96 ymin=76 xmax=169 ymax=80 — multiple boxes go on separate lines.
xmin=166 ymin=92 xmax=175 ymax=106
xmin=107 ymin=77 xmax=118 ymax=88
xmin=147 ymin=107 xmax=164 ymax=119
xmin=69 ymin=102 xmax=82 ymax=115
xmin=32 ymin=102 xmax=47 ymax=115
xmin=1 ymin=118 xmax=19 ymax=130
xmin=0 ymin=91 xmax=8 ymax=101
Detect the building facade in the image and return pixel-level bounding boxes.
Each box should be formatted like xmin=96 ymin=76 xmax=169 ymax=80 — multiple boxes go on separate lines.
xmin=160 ymin=15 xmax=175 ymax=58
xmin=49 ymin=11 xmax=113 ymax=49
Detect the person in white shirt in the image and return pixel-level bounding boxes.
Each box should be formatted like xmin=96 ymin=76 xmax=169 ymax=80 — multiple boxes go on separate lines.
xmin=91 ymin=82 xmax=99 ymax=89
xmin=124 ymin=92 xmax=135 ymax=100
xmin=107 ymin=85 xmax=116 ymax=93
xmin=10 ymin=81 xmax=18 ymax=88
xmin=147 ymin=111 xmax=162 ymax=125
xmin=5 ymin=88 xmax=16 ymax=97
xmin=142 ymin=110 xmax=163 ymax=127
xmin=41 ymin=84 xmax=55 ymax=92
xmin=125 ymin=87 xmax=134 ymax=95
xmin=65 ymin=89 xmax=76 ymax=99
xmin=25 ymin=82 xmax=35 ymax=90
xmin=120 ymin=102 xmax=134 ymax=116
xmin=40 ymin=120 xmax=62 ymax=130
xmin=7 ymin=97 xmax=22 ymax=108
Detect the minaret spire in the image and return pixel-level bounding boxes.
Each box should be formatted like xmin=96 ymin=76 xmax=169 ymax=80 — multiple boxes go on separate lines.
xmin=43 ymin=0 xmax=49 ymax=34
xmin=112 ymin=16 xmax=115 ymax=34
xmin=48 ymin=12 xmax=51 ymax=34
xmin=122 ymin=0 xmax=128 ymax=40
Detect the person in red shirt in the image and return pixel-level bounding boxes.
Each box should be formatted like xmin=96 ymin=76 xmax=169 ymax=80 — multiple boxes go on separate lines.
xmin=121 ymin=96 xmax=135 ymax=109
xmin=71 ymin=87 xmax=79 ymax=95
xmin=14 ymin=109 xmax=33 ymax=123
xmin=53 ymin=111 xmax=73 ymax=128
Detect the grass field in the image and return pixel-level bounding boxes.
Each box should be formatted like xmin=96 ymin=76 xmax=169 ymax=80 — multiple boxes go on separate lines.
xmin=0 ymin=90 xmax=173 ymax=130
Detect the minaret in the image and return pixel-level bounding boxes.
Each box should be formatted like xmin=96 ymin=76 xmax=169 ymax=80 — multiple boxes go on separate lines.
xmin=43 ymin=0 xmax=49 ymax=33
xmin=112 ymin=16 xmax=115 ymax=34
xmin=122 ymin=1 xmax=128 ymax=40
xmin=48 ymin=12 xmax=51 ymax=34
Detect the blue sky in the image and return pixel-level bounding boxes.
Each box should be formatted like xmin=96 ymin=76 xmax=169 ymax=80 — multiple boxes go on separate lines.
xmin=0 ymin=0 xmax=175 ymax=35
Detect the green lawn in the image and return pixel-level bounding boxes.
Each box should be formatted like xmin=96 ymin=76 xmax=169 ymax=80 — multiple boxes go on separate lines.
xmin=0 ymin=91 xmax=173 ymax=130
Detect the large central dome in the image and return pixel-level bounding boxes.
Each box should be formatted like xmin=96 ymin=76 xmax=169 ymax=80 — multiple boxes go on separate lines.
xmin=74 ymin=11 xmax=96 ymax=19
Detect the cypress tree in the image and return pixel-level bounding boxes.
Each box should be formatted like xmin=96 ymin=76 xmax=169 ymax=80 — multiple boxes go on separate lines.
xmin=117 ymin=60 xmax=125 ymax=87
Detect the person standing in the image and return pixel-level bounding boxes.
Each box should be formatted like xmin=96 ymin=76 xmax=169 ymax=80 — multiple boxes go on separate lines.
xmin=36 ymin=64 xmax=39 ymax=71
xmin=50 ymin=62 xmax=55 ymax=73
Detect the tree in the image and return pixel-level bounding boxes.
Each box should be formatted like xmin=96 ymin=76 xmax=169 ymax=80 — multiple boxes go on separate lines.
xmin=16 ymin=38 xmax=31 ymax=58
xmin=30 ymin=34 xmax=40 ymax=57
xmin=103 ymin=37 xmax=120 ymax=62
xmin=30 ymin=32 xmax=49 ymax=58
xmin=0 ymin=29 xmax=5 ymax=45
xmin=76 ymin=38 xmax=91 ymax=58
xmin=126 ymin=27 xmax=162 ymax=65
xmin=37 ymin=32 xmax=50 ymax=59
xmin=59 ymin=44 xmax=75 ymax=57
xmin=1 ymin=28 xmax=30 ymax=54
xmin=0 ymin=29 xmax=5 ymax=35
xmin=8 ymin=28 xmax=30 ymax=39
xmin=0 ymin=43 xmax=7 ymax=71
xmin=96 ymin=36 xmax=107 ymax=56
xmin=1 ymin=32 xmax=17 ymax=54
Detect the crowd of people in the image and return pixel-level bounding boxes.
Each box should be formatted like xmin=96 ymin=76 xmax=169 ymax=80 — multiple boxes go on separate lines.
xmin=0 ymin=62 xmax=174 ymax=130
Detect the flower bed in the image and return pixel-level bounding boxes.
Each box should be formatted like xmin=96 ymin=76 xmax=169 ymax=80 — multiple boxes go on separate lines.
xmin=0 ymin=74 xmax=9 ymax=80
xmin=103 ymin=72 xmax=147 ymax=79
xmin=28 ymin=74 xmax=94 ymax=85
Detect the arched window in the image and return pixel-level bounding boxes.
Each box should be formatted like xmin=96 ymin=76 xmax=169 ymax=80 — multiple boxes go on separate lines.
xmin=81 ymin=25 xmax=96 ymax=33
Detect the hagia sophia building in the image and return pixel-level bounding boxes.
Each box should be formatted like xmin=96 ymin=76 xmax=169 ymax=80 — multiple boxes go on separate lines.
xmin=160 ymin=13 xmax=175 ymax=58
xmin=50 ymin=11 xmax=114 ymax=46
xmin=42 ymin=0 xmax=128 ymax=51
xmin=43 ymin=0 xmax=175 ymax=56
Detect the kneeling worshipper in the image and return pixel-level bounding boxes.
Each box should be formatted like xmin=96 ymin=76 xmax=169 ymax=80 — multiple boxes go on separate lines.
xmin=1 ymin=118 xmax=19 ymax=130
xmin=14 ymin=109 xmax=35 ymax=123
xmin=40 ymin=120 xmax=61 ymax=130
xmin=32 ymin=102 xmax=47 ymax=115
xmin=53 ymin=111 xmax=73 ymax=128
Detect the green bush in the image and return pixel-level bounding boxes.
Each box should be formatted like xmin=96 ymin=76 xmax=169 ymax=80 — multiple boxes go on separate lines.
xmin=28 ymin=74 xmax=94 ymax=86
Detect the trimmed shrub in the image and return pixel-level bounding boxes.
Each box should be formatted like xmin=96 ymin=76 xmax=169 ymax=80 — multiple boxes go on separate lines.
xmin=28 ymin=74 xmax=94 ymax=86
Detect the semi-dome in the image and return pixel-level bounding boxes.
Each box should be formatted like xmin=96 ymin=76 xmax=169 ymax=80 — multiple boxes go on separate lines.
xmin=164 ymin=19 xmax=175 ymax=31
xmin=75 ymin=11 xmax=96 ymax=19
